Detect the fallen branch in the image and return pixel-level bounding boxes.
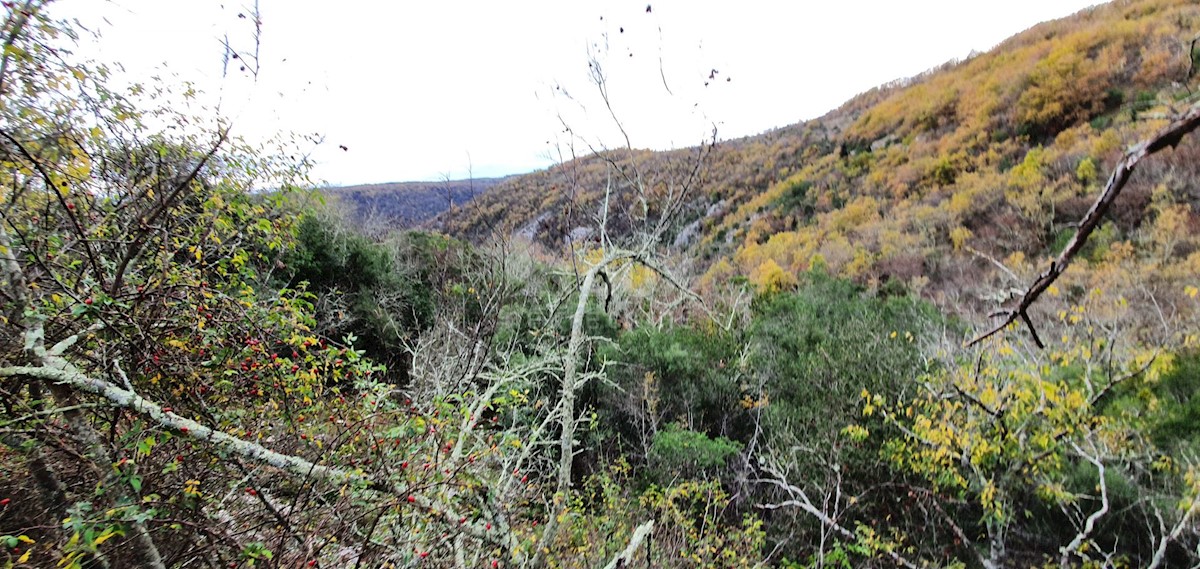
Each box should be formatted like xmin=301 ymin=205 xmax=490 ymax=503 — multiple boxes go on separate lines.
xmin=969 ymin=102 xmax=1200 ymax=347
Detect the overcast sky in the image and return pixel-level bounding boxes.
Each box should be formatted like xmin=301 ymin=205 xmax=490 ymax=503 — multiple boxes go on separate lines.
xmin=52 ymin=0 xmax=1099 ymax=186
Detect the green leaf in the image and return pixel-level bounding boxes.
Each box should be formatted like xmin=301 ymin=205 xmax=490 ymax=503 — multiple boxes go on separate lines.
xmin=136 ymin=436 xmax=156 ymax=456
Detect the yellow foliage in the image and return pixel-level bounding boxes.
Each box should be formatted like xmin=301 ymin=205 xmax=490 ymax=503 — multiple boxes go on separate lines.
xmin=749 ymin=259 xmax=795 ymax=293
xmin=949 ymin=226 xmax=973 ymax=250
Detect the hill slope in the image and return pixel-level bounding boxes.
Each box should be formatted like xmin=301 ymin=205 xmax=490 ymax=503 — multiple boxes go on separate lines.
xmin=433 ymin=0 xmax=1200 ymax=321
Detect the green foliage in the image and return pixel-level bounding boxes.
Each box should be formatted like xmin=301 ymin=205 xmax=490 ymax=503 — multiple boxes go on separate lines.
xmin=751 ymin=271 xmax=935 ymax=444
xmin=8 ymin=2 xmax=1200 ymax=568
xmin=1147 ymin=350 xmax=1200 ymax=452
xmin=597 ymin=319 xmax=748 ymax=459
xmin=650 ymin=423 xmax=743 ymax=479
xmin=289 ymin=214 xmax=394 ymax=292
xmin=549 ymin=460 xmax=766 ymax=568
xmin=285 ymin=216 xmax=477 ymax=381
xmin=772 ymin=177 xmax=816 ymax=216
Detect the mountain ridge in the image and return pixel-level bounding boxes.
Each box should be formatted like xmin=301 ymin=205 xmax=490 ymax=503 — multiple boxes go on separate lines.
xmin=320 ymin=177 xmax=510 ymax=228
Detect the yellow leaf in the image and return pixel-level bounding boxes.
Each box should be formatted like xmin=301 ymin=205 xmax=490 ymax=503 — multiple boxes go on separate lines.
xmin=93 ymin=530 xmax=116 ymax=546
xmin=18 ymin=548 xmax=32 ymax=563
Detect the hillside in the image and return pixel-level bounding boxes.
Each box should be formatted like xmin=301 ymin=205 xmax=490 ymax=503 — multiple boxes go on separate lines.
xmin=434 ymin=0 xmax=1200 ymax=316
xmin=10 ymin=2 xmax=1200 ymax=568
xmin=323 ymin=177 xmax=507 ymax=227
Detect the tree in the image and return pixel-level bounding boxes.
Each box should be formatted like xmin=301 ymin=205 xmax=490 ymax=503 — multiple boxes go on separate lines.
xmin=509 ymin=34 xmax=728 ymax=564
xmin=0 ymin=6 xmax=514 ymax=567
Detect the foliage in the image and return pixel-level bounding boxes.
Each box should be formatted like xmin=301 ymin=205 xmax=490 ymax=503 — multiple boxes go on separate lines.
xmin=751 ymin=271 xmax=936 ymax=449
xmin=1144 ymin=350 xmax=1200 ymax=453
xmin=6 ymin=1 xmax=1200 ymax=568
xmin=649 ymin=423 xmax=743 ymax=479
xmin=286 ymin=214 xmax=480 ymax=382
xmin=324 ymin=176 xmax=507 ymax=227
xmin=865 ymin=293 xmax=1192 ymax=566
xmin=544 ymin=459 xmax=765 ymax=569
xmin=598 ymin=320 xmax=747 ymax=453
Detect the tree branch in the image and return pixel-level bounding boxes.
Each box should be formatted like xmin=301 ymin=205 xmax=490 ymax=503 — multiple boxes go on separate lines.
xmin=968 ymin=102 xmax=1200 ymax=347
xmin=0 ymin=363 xmax=510 ymax=548
xmin=601 ymin=520 xmax=654 ymax=569
xmin=1060 ymin=442 xmax=1110 ymax=567
xmin=755 ymin=464 xmax=920 ymax=569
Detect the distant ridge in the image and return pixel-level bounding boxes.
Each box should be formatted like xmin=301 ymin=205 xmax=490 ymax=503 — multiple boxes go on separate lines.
xmin=321 ymin=177 xmax=510 ymax=227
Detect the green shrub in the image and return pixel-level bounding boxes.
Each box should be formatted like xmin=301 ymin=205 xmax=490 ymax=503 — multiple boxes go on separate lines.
xmin=650 ymin=423 xmax=743 ymax=480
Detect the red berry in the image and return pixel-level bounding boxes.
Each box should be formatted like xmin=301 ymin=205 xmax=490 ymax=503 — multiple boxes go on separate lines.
xmin=84 ymin=297 xmax=93 ymax=305
xmin=246 ymin=488 xmax=257 ymax=496
xmin=180 ymin=427 xmax=189 ymax=434
xmin=407 ymin=495 xmax=416 ymax=503
xmin=0 ymin=498 xmax=10 ymax=506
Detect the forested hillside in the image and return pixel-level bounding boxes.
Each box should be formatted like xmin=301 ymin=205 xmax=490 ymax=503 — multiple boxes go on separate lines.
xmin=323 ymin=178 xmax=506 ymax=229
xmin=4 ymin=1 xmax=1200 ymax=568
xmin=438 ymin=0 xmax=1200 ymax=308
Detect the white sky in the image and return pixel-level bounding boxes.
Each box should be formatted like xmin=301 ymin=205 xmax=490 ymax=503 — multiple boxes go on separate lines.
xmin=51 ymin=0 xmax=1099 ymax=186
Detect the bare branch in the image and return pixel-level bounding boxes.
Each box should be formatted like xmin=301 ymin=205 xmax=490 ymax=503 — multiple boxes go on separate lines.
xmin=755 ymin=463 xmax=920 ymax=569
xmin=601 ymin=520 xmax=654 ymax=569
xmin=1148 ymin=482 xmax=1200 ymax=569
xmin=1060 ymin=441 xmax=1110 ymax=567
xmin=969 ymin=102 xmax=1200 ymax=347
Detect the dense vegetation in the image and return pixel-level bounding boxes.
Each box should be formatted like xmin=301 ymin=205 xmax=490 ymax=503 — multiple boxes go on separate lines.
xmin=3 ymin=1 xmax=1200 ymax=568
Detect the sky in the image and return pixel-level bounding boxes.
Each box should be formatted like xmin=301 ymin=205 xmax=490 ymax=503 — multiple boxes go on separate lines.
xmin=52 ymin=0 xmax=1100 ymax=186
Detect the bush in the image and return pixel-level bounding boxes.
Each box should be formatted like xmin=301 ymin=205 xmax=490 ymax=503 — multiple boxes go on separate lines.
xmin=650 ymin=423 xmax=743 ymax=480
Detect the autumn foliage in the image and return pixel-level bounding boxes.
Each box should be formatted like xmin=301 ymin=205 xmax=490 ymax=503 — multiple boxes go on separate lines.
xmin=5 ymin=0 xmax=1200 ymax=568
